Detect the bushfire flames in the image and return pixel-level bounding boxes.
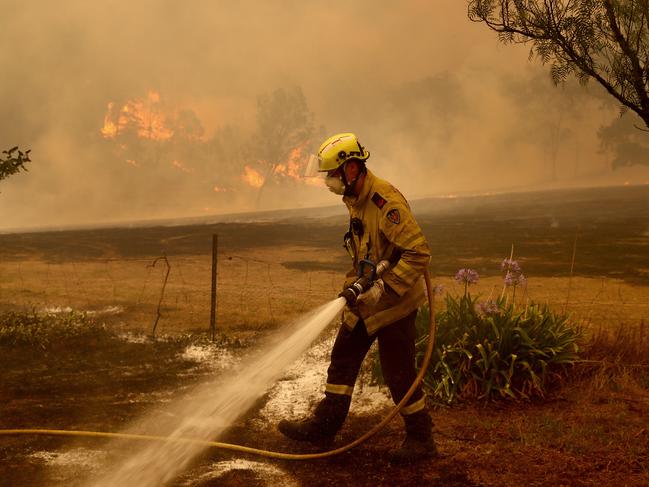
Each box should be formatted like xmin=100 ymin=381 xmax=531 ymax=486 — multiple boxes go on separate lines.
xmin=101 ymin=91 xmax=174 ymax=141
xmin=241 ymin=146 xmax=324 ymax=189
xmin=100 ymin=91 xmax=322 ymax=194
xmin=273 ymin=146 xmax=303 ymax=179
xmin=242 ymin=165 xmax=265 ymax=188
xmin=278 ymin=146 xmax=325 ymax=187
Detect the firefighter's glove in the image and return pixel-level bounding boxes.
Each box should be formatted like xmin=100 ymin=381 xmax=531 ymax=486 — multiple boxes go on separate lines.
xmin=356 ymin=279 xmax=385 ymax=307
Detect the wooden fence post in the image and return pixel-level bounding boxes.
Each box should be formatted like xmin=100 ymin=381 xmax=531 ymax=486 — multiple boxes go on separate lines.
xmin=150 ymin=255 xmax=170 ymax=339
xmin=210 ymin=234 xmax=218 ymax=341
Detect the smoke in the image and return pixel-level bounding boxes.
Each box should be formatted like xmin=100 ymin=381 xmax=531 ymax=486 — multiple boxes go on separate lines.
xmin=0 ymin=0 xmax=643 ymax=230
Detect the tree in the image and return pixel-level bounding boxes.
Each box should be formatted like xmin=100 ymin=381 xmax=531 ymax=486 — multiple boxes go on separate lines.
xmin=0 ymin=147 xmax=30 ymax=186
xmin=249 ymin=86 xmax=316 ymax=207
xmin=599 ymin=111 xmax=649 ymax=167
xmin=205 ymin=124 xmax=248 ymax=189
xmin=468 ymin=0 xmax=649 ymax=129
xmin=502 ymin=73 xmax=593 ymax=180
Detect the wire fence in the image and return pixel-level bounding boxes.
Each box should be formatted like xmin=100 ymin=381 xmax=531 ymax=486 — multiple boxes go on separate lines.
xmin=0 ymin=250 xmax=647 ymax=336
xmin=0 ymin=251 xmax=345 ymax=336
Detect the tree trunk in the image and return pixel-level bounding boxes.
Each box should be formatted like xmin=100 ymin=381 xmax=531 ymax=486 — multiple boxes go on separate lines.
xmin=255 ymin=162 xmax=277 ymax=209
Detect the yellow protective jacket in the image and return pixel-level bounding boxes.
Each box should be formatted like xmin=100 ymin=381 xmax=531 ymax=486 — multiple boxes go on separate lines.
xmin=341 ymin=169 xmax=431 ymax=335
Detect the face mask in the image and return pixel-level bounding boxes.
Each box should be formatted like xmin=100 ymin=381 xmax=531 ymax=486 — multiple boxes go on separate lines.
xmin=325 ymin=176 xmax=346 ymax=195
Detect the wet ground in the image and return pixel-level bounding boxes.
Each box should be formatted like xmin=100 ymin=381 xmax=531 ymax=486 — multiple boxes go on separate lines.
xmin=1 ymin=326 xmax=647 ymax=487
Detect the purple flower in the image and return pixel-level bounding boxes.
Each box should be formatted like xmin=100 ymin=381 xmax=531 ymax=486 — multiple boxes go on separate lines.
xmin=501 ymin=258 xmax=522 ymax=275
xmin=504 ymin=271 xmax=527 ymax=287
xmin=455 ymin=268 xmax=480 ymax=285
xmin=477 ymin=300 xmax=499 ymax=315
xmin=502 ymin=259 xmax=526 ymax=287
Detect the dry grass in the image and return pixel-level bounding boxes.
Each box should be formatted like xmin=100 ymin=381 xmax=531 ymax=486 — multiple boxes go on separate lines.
xmin=0 ymin=246 xmax=345 ymax=335
xmin=584 ymin=320 xmax=648 ymax=366
xmin=1 ymin=253 xmax=647 ymax=336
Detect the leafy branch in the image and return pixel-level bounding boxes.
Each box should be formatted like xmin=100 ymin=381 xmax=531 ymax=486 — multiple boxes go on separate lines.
xmin=0 ymin=146 xmax=31 ymax=182
xmin=468 ymin=0 xmax=649 ymax=129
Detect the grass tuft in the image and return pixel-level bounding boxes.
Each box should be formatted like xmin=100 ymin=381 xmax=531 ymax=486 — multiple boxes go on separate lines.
xmin=578 ymin=320 xmax=649 ymax=388
xmin=0 ymin=310 xmax=113 ymax=349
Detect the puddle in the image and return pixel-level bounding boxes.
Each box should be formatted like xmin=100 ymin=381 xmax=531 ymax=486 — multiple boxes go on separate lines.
xmin=180 ymin=344 xmax=237 ymax=371
xmin=29 ymin=448 xmax=106 ymax=471
xmin=180 ymin=459 xmax=299 ymax=486
xmin=39 ymin=305 xmax=125 ymax=316
xmin=254 ymin=331 xmax=391 ymax=430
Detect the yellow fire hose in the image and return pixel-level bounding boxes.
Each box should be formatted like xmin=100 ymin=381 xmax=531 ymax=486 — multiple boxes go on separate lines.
xmin=0 ymin=270 xmax=436 ymax=461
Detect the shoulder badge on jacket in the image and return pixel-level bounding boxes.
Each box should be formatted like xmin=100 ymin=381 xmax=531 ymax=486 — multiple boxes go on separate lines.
xmin=371 ymin=192 xmax=386 ymax=209
xmin=386 ymin=208 xmax=400 ymax=224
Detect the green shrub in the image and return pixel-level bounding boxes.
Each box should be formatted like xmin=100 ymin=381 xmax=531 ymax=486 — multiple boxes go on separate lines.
xmin=371 ymin=261 xmax=583 ymax=403
xmin=0 ymin=311 xmax=112 ymax=349
xmin=414 ymin=293 xmax=582 ymax=403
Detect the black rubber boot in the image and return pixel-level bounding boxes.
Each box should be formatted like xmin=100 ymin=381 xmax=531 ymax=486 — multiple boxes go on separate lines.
xmin=278 ymin=394 xmax=351 ymax=444
xmin=388 ymin=411 xmax=438 ymax=464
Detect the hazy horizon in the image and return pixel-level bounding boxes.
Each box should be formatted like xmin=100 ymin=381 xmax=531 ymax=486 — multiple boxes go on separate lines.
xmin=2 ymin=0 xmax=648 ymax=230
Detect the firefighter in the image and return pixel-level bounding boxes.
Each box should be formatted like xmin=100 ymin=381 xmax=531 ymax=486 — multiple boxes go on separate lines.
xmin=278 ymin=133 xmax=437 ymax=463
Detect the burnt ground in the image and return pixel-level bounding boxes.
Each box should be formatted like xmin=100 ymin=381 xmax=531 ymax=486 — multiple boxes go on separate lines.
xmin=0 ymin=184 xmax=648 ymax=486
xmin=0 ymin=336 xmax=197 ymax=486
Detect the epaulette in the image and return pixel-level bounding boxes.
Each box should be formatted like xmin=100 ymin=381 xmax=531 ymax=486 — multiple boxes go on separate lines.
xmin=371 ymin=192 xmax=386 ymax=209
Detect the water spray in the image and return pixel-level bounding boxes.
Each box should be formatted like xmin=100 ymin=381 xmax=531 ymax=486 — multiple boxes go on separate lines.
xmin=0 ymin=266 xmax=436 ymax=472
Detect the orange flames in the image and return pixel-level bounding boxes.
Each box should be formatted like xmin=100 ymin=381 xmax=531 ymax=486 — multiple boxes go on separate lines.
xmin=273 ymin=146 xmax=304 ymax=179
xmin=242 ymin=165 xmax=265 ymax=188
xmin=240 ymin=145 xmax=325 ymax=189
xmin=100 ymin=102 xmax=119 ymax=138
xmin=101 ymin=90 xmax=174 ymax=141
xmin=100 ymin=93 xmax=326 ymax=196
xmin=280 ymin=145 xmax=325 ymax=187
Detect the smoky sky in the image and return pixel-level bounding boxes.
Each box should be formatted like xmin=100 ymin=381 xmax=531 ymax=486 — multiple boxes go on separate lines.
xmin=0 ymin=0 xmax=645 ymax=230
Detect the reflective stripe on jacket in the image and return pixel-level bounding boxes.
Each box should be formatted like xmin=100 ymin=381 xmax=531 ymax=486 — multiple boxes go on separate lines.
xmin=341 ymin=169 xmax=431 ymax=335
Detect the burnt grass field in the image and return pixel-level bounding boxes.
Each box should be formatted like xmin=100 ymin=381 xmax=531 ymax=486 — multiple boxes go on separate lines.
xmin=1 ymin=185 xmax=648 ymax=285
xmin=0 ymin=184 xmax=648 ymax=486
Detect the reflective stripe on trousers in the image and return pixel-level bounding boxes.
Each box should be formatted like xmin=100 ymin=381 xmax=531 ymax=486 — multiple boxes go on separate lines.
xmin=325 ymin=309 xmax=425 ymax=411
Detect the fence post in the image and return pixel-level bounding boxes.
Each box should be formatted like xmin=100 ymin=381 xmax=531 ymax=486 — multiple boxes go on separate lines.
xmin=210 ymin=234 xmax=218 ymax=341
xmin=150 ymin=255 xmax=170 ymax=340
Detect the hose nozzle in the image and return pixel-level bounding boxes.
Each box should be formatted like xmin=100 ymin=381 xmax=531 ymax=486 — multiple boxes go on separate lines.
xmin=339 ymin=259 xmax=390 ymax=306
